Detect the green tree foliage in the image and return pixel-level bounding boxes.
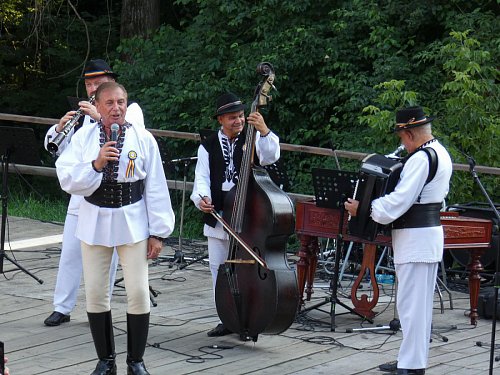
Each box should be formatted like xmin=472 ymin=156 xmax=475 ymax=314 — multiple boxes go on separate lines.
xmin=0 ymin=0 xmax=122 ymax=117
xmin=0 ymin=0 xmax=498 ymax=204
xmin=114 ymin=0 xmax=498 ymax=200
xmin=361 ymin=29 xmax=499 ymax=203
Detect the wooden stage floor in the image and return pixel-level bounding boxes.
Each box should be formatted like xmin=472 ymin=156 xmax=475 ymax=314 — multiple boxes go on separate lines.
xmin=0 ymin=216 xmax=498 ymax=374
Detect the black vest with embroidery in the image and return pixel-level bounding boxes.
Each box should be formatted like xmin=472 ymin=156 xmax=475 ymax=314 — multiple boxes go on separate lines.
xmin=202 ymin=129 xmax=261 ymax=228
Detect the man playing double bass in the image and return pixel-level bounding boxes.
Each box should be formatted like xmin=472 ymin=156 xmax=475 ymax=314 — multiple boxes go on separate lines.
xmin=190 ymin=92 xmax=280 ymax=337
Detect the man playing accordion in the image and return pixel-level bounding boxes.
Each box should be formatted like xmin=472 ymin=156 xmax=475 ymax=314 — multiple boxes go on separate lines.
xmin=345 ymin=106 xmax=452 ymax=375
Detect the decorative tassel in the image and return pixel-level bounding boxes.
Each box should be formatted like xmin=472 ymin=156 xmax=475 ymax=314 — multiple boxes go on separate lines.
xmin=126 ymin=150 xmax=137 ymax=178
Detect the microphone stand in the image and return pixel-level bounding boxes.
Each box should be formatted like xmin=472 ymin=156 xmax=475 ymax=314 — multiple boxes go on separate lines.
xmin=168 ymin=157 xmax=197 ymax=268
xmin=465 ymin=155 xmax=500 ymax=375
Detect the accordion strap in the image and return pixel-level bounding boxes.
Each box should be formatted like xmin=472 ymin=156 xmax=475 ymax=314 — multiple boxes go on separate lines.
xmin=403 ymin=146 xmax=438 ymax=203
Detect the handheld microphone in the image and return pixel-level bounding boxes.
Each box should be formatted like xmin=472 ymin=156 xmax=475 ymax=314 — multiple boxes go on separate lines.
xmin=110 ymin=123 xmax=120 ymax=142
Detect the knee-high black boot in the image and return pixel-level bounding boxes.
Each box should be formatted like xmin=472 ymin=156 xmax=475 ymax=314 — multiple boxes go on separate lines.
xmin=126 ymin=313 xmax=150 ymax=375
xmin=87 ymin=311 xmax=117 ymax=375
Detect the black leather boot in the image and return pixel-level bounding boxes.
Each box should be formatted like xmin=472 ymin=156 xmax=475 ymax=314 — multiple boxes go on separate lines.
xmin=126 ymin=313 xmax=150 ymax=375
xmin=397 ymin=369 xmax=425 ymax=375
xmin=87 ymin=311 xmax=117 ymax=375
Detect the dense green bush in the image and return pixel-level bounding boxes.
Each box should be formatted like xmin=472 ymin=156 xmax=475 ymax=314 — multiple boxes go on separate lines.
xmin=114 ymin=0 xmax=498 ymax=202
xmin=0 ymin=1 xmax=498 ymax=227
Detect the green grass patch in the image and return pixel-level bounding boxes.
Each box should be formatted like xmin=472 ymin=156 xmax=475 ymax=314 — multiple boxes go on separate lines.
xmin=8 ymin=193 xmax=67 ymax=223
xmin=5 ymin=173 xmax=67 ymax=223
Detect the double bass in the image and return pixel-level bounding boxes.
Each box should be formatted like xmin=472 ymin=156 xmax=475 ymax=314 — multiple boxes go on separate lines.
xmin=214 ymin=62 xmax=299 ymax=341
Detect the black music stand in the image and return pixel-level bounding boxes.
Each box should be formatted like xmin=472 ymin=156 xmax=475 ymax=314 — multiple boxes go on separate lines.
xmin=312 ymin=168 xmax=358 ymax=209
xmin=301 ymin=168 xmax=372 ymax=331
xmin=0 ymin=126 xmax=44 ymax=283
xmin=264 ymin=159 xmax=290 ymax=191
xmin=156 ymin=139 xmax=184 ymax=268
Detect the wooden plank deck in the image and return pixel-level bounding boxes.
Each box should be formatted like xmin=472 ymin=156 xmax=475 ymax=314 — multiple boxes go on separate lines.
xmin=0 ymin=216 xmax=498 ymax=375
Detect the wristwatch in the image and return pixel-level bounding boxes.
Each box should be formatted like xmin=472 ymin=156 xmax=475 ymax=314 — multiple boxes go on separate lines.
xmin=149 ymin=235 xmax=164 ymax=243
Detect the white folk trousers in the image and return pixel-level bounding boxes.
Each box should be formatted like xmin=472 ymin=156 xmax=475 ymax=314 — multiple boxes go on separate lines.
xmin=81 ymin=239 xmax=150 ymax=314
xmin=207 ymin=236 xmax=230 ymax=299
xmin=395 ymin=262 xmax=438 ymax=370
xmin=52 ymin=213 xmax=118 ymax=315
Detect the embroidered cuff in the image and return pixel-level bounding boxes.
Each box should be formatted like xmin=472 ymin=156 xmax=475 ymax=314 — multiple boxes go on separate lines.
xmin=91 ymin=160 xmax=103 ymax=173
xmin=261 ymin=129 xmax=271 ymax=137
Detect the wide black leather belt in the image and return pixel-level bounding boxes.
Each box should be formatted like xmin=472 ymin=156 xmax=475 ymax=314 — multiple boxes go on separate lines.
xmin=84 ymin=180 xmax=144 ymax=208
xmin=392 ymin=203 xmax=442 ymax=229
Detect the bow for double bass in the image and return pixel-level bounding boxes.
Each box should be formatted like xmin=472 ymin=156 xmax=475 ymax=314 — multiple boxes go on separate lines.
xmin=199 ymin=194 xmax=267 ymax=269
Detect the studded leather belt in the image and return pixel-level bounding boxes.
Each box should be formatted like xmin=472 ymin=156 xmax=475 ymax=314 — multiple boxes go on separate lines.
xmin=392 ymin=203 xmax=442 ymax=229
xmin=84 ymin=180 xmax=144 ymax=208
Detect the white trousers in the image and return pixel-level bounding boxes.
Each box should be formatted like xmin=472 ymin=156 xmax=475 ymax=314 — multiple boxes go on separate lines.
xmin=207 ymin=236 xmax=230 ymax=298
xmin=81 ymin=239 xmax=150 ymax=314
xmin=395 ymin=262 xmax=438 ymax=369
xmin=52 ymin=214 xmax=118 ymax=315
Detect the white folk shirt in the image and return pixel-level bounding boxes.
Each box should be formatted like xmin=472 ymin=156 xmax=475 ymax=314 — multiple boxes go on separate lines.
xmin=370 ymin=141 xmax=453 ymax=265
xmin=44 ymin=102 xmax=144 ymax=216
xmin=190 ymin=129 xmax=280 ymax=240
xmin=55 ymin=123 xmax=175 ymax=247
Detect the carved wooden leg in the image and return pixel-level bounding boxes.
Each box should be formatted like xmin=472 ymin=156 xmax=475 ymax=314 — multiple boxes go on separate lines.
xmin=306 ymin=238 xmax=319 ymax=301
xmin=296 ymin=234 xmax=311 ymax=308
xmin=467 ymin=248 xmax=484 ymax=325
xmin=350 ymin=243 xmax=379 ymax=319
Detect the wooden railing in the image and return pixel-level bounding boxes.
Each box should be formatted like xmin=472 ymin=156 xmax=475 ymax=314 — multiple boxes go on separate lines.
xmin=1 ymin=112 xmax=499 ymax=198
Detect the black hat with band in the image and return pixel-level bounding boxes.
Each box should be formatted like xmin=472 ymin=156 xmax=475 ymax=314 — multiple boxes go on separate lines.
xmin=213 ymin=92 xmax=246 ymax=118
xmin=82 ymin=59 xmax=118 ymax=79
xmin=394 ymin=106 xmax=434 ymax=132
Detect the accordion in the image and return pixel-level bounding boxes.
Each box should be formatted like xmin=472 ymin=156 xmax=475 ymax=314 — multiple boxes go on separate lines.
xmin=348 ymin=153 xmax=403 ymax=241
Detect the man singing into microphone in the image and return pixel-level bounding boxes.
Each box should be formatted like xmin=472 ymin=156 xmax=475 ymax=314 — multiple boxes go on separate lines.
xmin=43 ymin=59 xmax=145 ymax=328
xmin=56 ymin=82 xmax=175 ymax=375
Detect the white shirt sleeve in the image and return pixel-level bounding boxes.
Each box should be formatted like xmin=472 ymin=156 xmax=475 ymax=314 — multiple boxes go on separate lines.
xmin=141 ymin=131 xmax=176 ymax=238
xmin=255 ymin=131 xmax=280 ymax=166
xmin=190 ymin=145 xmax=211 ymax=209
xmin=126 ymin=102 xmax=145 ymax=129
xmin=55 ymin=127 xmax=103 ymax=197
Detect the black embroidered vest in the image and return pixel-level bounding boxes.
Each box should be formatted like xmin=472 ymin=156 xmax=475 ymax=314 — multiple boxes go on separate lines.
xmin=202 ymin=129 xmax=261 ymax=227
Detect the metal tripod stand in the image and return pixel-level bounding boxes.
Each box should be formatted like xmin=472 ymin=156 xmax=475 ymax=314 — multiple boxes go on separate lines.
xmin=168 ymin=156 xmax=197 ymax=268
xmin=0 ymin=127 xmax=43 ymax=284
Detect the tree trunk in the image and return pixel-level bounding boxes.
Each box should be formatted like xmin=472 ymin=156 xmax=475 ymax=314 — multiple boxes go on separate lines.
xmin=120 ymin=0 xmax=160 ymax=40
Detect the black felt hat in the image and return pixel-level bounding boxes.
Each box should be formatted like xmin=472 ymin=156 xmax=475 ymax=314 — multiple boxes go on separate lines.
xmin=394 ymin=106 xmax=434 ymax=131
xmin=213 ymin=92 xmax=246 ymax=118
xmin=82 ymin=59 xmax=118 ymax=79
